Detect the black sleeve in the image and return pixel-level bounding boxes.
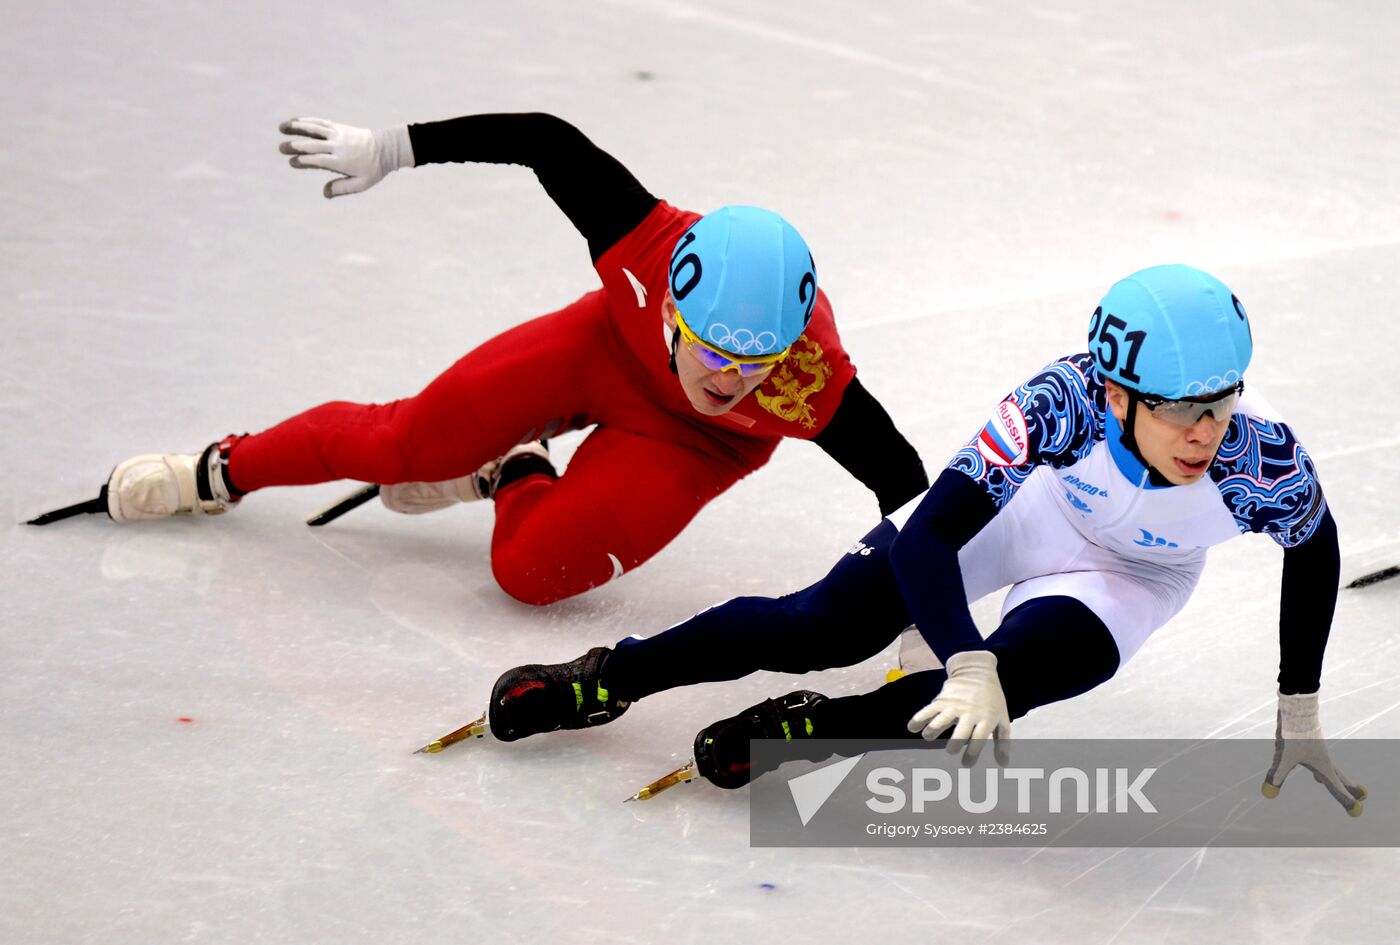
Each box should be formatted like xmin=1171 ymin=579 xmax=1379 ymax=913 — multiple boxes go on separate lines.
xmin=811 ymin=377 xmax=929 ymax=516
xmin=406 ymin=113 xmax=660 ymax=263
xmin=888 ymin=468 xmax=1000 ymax=660
xmin=1277 ymin=507 xmax=1340 ymax=695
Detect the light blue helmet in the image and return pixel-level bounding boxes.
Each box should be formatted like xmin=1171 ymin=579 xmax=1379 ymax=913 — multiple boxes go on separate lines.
xmin=1091 ymin=264 xmax=1253 ymax=399
xmin=668 ymin=205 xmax=817 ymax=357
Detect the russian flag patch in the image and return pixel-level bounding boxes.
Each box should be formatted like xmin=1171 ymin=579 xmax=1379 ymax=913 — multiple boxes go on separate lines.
xmin=975 ymin=399 xmax=1030 ymax=466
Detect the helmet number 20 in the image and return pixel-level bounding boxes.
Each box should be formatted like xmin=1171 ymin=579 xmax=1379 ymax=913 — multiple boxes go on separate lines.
xmin=1090 ymin=307 xmax=1146 ymax=385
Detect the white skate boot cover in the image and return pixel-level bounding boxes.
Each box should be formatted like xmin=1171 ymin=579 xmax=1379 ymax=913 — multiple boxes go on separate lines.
xmin=106 ymin=448 xmax=236 ymax=522
xmin=379 ymin=441 xmax=551 ymax=514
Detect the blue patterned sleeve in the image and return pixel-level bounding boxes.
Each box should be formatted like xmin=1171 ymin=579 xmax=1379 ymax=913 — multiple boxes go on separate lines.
xmin=1209 ymin=416 xmax=1328 ymax=548
xmin=947 ymin=353 xmax=1104 ymax=509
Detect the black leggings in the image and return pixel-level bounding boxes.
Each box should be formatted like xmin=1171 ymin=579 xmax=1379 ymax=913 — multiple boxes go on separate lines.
xmin=605 ymin=519 xmax=1122 ymax=735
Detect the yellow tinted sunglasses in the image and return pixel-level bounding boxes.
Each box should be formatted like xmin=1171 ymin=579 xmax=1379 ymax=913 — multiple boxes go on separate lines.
xmin=672 ymin=310 xmax=790 ymax=377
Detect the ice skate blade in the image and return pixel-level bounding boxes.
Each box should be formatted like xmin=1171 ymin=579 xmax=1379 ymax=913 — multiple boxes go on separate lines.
xmin=414 ymin=714 xmax=489 ymax=754
xmin=1346 ymin=565 xmax=1399 ymax=589
xmin=307 ymin=484 xmax=380 ymax=526
xmin=25 ymin=489 xmax=108 ymax=526
xmin=625 ymin=759 xmax=697 ymax=802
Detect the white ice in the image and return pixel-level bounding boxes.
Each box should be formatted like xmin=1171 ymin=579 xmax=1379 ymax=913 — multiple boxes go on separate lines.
xmin=3 ymin=2 xmax=1399 ymax=943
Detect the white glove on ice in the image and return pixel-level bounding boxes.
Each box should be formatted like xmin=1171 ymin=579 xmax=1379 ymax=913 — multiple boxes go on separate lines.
xmin=1262 ymin=690 xmax=1366 ymax=816
xmin=278 ymin=117 xmax=415 ymax=198
xmin=379 ymin=476 xmax=484 ymax=515
xmin=907 ymin=649 xmax=1011 ymax=765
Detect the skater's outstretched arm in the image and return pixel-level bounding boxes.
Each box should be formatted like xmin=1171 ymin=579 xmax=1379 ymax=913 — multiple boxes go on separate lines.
xmin=811 ymin=377 xmax=929 ymax=516
xmin=1211 ymin=424 xmax=1361 ymax=813
xmin=408 ymin=113 xmax=658 ymax=261
xmin=1259 ymin=504 xmax=1363 ymax=812
xmin=280 ymin=112 xmax=659 ymax=262
xmin=886 ymin=468 xmax=997 ymax=660
xmin=1277 ymin=506 xmax=1339 ymax=695
xmin=1262 ymin=508 xmax=1363 ymax=814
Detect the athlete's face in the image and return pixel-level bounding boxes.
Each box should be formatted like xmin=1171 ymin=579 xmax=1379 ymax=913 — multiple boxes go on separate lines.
xmin=1105 ymin=381 xmax=1233 ymax=485
xmin=661 ymin=293 xmax=775 ymax=416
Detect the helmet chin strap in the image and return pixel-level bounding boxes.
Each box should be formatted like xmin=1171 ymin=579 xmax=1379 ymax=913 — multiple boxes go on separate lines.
xmin=668 ymin=324 xmax=680 ymax=375
xmin=1120 ymin=389 xmax=1174 ymax=487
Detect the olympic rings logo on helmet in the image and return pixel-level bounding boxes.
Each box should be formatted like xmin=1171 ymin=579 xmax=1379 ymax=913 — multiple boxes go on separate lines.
xmin=1181 ymin=372 xmax=1244 ymax=398
xmin=703 ymin=324 xmax=780 ymax=356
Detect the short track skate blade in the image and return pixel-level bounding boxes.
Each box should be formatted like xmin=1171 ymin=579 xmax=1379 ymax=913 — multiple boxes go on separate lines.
xmin=25 ymin=488 xmax=108 ymax=526
xmin=306 ymin=484 xmax=380 ymax=526
xmin=415 ymin=714 xmax=489 ymax=754
xmin=624 ymin=759 xmax=697 ymax=802
xmin=1347 ymin=565 xmax=1399 ymax=589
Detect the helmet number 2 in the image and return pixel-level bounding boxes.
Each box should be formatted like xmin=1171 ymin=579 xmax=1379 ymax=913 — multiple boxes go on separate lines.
xmin=798 ymin=261 xmax=816 ymax=322
xmin=1091 ymin=307 xmax=1146 ymax=385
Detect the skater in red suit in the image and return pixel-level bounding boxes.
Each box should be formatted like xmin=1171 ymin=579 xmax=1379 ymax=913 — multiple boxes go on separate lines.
xmin=73 ymin=112 xmax=927 ymax=605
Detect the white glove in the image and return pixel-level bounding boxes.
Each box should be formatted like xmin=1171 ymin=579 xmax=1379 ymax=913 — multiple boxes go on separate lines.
xmin=278 ymin=117 xmax=415 ymax=198
xmin=907 ymin=649 xmax=1011 ymax=765
xmin=1262 ymin=690 xmax=1366 ymax=816
xmin=379 ymin=477 xmax=482 ymax=515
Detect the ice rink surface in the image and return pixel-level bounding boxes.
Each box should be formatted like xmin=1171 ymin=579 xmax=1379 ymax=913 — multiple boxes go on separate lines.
xmin=4 ymin=2 xmax=1399 ymax=942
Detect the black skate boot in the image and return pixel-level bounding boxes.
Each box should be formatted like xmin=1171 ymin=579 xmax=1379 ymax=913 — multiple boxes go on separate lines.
xmin=488 ymin=646 xmax=630 ymax=742
xmin=693 ymin=690 xmax=829 ymax=789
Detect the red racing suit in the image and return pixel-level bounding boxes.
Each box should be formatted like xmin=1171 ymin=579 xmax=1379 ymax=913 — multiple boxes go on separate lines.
xmin=227 ymin=114 xmax=924 ymax=604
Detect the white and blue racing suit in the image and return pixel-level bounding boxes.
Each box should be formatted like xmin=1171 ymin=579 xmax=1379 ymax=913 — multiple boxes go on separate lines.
xmin=895 ymin=351 xmax=1331 ymax=669
xmin=601 ymin=352 xmax=1338 ymax=734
